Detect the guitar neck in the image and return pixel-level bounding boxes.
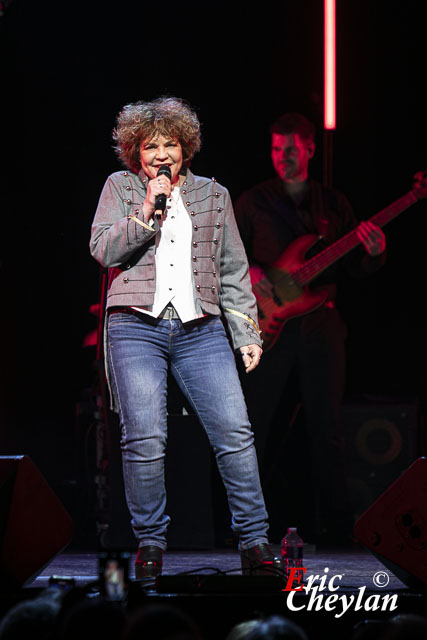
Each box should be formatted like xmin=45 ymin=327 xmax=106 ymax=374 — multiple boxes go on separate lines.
xmin=294 ymin=190 xmax=418 ymax=286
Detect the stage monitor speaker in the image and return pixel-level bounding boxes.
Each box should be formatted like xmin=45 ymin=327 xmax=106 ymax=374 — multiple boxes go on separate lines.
xmin=342 ymin=399 xmax=420 ymax=520
xmin=354 ymin=457 xmax=427 ymax=590
xmin=0 ymin=455 xmax=74 ymax=588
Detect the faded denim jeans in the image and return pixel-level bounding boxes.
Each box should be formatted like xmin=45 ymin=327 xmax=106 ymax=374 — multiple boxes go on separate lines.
xmin=107 ymin=310 xmax=269 ymax=550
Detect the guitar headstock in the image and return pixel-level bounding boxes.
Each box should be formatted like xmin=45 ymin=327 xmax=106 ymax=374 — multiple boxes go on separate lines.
xmin=412 ymin=170 xmax=427 ymax=199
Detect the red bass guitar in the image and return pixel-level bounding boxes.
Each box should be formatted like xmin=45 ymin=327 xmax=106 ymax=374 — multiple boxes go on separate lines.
xmin=252 ymin=171 xmax=427 ymax=352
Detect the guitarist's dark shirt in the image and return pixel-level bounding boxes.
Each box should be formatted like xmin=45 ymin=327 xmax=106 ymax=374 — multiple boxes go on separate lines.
xmin=235 ymin=177 xmax=385 ymax=300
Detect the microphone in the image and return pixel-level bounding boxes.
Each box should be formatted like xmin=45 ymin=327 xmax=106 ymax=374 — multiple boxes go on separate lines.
xmin=154 ymin=165 xmax=172 ymax=219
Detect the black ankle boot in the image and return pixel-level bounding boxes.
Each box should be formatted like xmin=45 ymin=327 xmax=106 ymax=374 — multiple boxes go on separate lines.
xmin=241 ymin=543 xmax=282 ymax=576
xmin=135 ymin=545 xmax=163 ymax=579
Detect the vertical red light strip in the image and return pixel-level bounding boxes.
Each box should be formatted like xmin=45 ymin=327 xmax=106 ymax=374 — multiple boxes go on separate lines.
xmin=324 ymin=0 xmax=336 ymax=130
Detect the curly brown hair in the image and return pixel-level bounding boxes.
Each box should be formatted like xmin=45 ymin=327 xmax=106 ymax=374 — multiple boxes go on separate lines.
xmin=113 ymin=97 xmax=202 ymax=173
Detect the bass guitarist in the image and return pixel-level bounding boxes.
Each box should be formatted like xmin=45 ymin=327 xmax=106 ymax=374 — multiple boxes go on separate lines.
xmin=234 ymin=113 xmax=386 ymax=548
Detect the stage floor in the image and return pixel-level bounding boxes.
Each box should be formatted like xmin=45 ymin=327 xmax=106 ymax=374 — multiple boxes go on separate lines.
xmin=28 ymin=545 xmax=408 ymax=591
xmin=5 ymin=546 xmax=426 ymax=639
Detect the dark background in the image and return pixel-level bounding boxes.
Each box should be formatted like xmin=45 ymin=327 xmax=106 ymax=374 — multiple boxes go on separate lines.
xmin=1 ymin=0 xmax=426 ymax=546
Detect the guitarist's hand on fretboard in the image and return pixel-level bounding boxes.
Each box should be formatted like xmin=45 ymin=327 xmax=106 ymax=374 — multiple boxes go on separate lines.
xmin=356 ymin=220 xmax=386 ymax=256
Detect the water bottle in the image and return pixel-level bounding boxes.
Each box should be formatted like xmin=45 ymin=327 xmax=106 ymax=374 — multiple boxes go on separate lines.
xmin=281 ymin=527 xmax=304 ymax=582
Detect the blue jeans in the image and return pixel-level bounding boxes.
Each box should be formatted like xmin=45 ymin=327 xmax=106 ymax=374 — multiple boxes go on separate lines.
xmin=107 ymin=311 xmax=269 ymax=551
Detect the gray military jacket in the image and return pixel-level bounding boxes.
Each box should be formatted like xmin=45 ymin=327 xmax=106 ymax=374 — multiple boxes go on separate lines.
xmin=90 ymin=168 xmax=262 ymax=351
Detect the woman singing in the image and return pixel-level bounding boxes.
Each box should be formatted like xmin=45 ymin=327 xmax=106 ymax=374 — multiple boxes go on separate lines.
xmin=90 ymin=97 xmax=280 ymax=579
